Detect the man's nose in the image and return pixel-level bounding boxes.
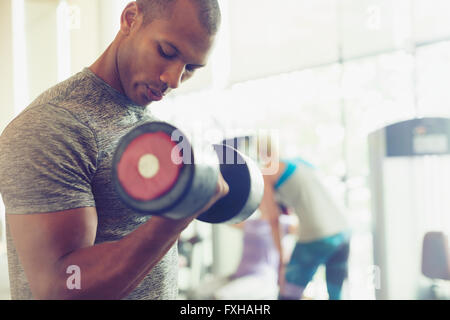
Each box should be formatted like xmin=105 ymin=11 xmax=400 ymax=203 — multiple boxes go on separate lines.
xmin=160 ymin=63 xmax=185 ymax=89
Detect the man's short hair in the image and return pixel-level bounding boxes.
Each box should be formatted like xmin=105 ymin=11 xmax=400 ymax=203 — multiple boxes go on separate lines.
xmin=136 ymin=0 xmax=221 ymax=35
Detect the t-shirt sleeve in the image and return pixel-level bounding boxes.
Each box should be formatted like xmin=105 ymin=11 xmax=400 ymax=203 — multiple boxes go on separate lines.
xmin=0 ymin=104 xmax=98 ymax=214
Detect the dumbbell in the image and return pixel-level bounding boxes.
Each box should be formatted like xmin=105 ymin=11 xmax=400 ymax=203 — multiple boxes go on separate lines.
xmin=112 ymin=121 xmax=264 ymax=224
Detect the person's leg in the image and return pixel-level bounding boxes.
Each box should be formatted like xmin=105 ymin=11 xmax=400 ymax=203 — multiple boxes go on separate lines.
xmin=279 ymin=282 xmax=305 ymax=300
xmin=325 ymin=239 xmax=350 ymax=300
xmin=278 ymin=243 xmax=320 ymax=300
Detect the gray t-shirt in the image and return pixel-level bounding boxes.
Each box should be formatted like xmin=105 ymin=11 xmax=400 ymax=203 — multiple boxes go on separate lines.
xmin=0 ymin=68 xmax=178 ymax=300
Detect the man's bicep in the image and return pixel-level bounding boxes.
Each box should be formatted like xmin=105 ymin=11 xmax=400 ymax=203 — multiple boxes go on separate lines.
xmin=7 ymin=207 xmax=98 ymax=291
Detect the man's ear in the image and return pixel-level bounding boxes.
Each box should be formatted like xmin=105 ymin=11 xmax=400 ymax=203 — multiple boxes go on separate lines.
xmin=120 ymin=2 xmax=141 ymax=35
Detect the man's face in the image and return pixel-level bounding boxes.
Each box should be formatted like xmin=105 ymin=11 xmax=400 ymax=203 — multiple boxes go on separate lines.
xmin=117 ymin=0 xmax=215 ymax=106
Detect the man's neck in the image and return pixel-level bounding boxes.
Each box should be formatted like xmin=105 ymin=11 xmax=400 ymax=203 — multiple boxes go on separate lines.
xmin=89 ymin=37 xmax=125 ymax=95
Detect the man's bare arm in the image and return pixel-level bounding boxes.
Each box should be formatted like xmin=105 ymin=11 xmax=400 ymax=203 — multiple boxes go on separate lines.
xmin=8 ymin=175 xmax=229 ymax=300
xmin=8 ymin=208 xmax=187 ymax=299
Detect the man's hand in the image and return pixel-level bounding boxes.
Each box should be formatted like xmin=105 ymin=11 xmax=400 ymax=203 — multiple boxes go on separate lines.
xmin=169 ymin=172 xmax=229 ymax=229
xmin=196 ymin=172 xmax=229 ymax=216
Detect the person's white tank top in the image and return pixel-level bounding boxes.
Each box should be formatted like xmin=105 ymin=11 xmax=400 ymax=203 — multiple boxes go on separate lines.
xmin=275 ymin=159 xmax=349 ymax=242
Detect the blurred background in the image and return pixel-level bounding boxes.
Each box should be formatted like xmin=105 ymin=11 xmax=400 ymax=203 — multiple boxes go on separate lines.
xmin=1 ymin=0 xmax=450 ymax=300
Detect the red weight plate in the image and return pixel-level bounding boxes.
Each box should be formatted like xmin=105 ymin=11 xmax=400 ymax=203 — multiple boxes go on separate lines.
xmin=117 ymin=132 xmax=183 ymax=201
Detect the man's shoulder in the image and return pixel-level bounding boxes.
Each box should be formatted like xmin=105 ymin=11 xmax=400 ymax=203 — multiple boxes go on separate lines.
xmin=29 ymin=70 xmax=88 ymax=108
xmin=1 ymin=69 xmax=103 ymax=138
xmin=0 ymin=103 xmax=98 ymax=167
xmin=2 ymin=103 xmax=88 ymax=137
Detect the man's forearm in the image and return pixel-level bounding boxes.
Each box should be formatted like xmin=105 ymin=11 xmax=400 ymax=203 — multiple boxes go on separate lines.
xmin=44 ymin=216 xmax=192 ymax=300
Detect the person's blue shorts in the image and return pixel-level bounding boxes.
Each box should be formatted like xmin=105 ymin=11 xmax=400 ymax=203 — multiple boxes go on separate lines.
xmin=285 ymin=231 xmax=351 ymax=296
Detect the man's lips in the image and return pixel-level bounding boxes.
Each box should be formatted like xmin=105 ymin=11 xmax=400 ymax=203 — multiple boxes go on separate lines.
xmin=146 ymin=86 xmax=164 ymax=102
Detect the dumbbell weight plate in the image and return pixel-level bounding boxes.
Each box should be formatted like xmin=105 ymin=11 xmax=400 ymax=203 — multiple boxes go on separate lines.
xmin=112 ymin=122 xmax=220 ymax=219
xmin=197 ymin=144 xmax=264 ymax=224
xmin=116 ymin=131 xmax=182 ymax=201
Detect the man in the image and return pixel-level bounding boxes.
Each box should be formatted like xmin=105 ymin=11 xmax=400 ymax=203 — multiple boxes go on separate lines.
xmin=0 ymin=0 xmax=227 ymax=300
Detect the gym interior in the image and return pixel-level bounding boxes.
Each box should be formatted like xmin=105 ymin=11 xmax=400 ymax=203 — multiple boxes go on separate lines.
xmin=1 ymin=0 xmax=449 ymax=300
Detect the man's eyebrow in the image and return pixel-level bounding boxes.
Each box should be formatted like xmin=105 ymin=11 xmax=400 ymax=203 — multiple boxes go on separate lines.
xmin=163 ymin=41 xmax=206 ymax=68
